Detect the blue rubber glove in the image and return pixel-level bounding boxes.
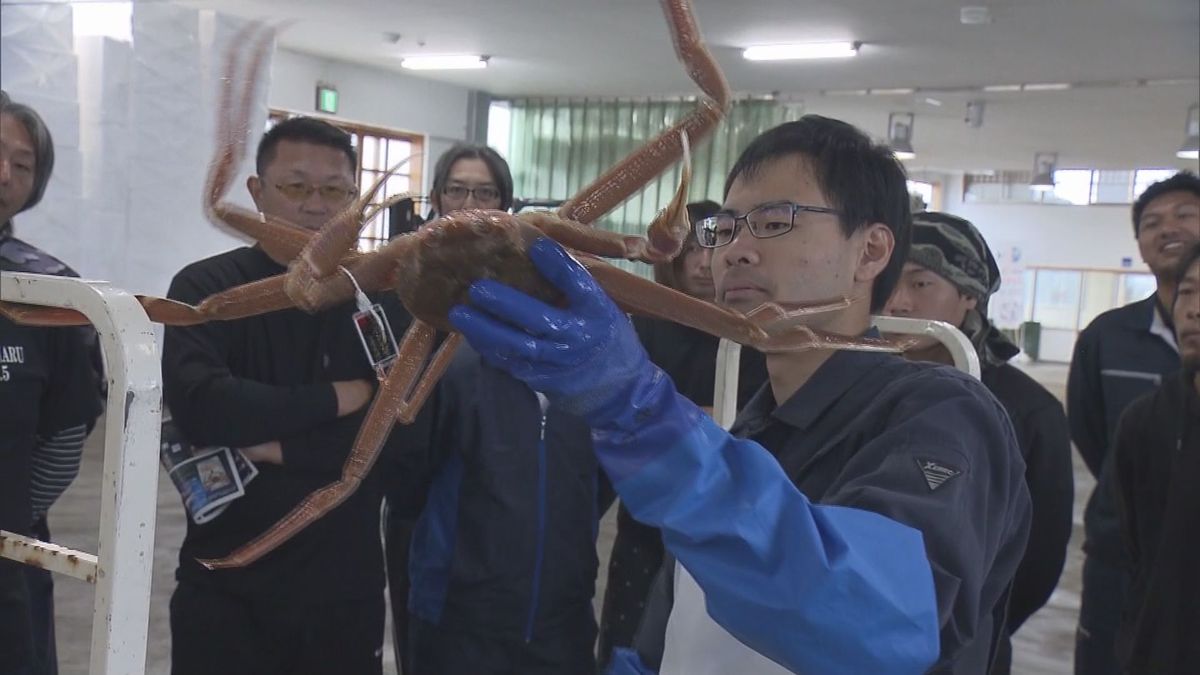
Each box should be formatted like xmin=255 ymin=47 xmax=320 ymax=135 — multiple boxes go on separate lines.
xmin=447 ymin=237 xmax=664 ymax=428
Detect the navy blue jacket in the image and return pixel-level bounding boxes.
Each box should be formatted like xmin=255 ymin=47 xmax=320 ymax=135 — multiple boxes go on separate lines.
xmin=1068 ymin=296 xmax=1179 ymax=478
xmin=1068 ymin=296 xmax=1179 ymax=565
xmin=404 ymin=345 xmax=604 ymax=641
xmin=617 ymin=349 xmax=1030 ymax=674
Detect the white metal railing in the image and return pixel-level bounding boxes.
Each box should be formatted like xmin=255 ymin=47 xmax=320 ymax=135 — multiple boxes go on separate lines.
xmin=712 ymin=316 xmax=980 ymax=429
xmin=1 ymin=271 xmax=161 ymax=675
xmin=871 ymin=315 xmax=981 ymax=378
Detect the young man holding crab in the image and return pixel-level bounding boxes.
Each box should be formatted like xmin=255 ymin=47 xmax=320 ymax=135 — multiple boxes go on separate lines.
xmin=449 ymin=115 xmax=1032 ymax=674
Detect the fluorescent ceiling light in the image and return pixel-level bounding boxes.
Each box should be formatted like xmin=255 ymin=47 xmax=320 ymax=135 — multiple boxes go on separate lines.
xmin=401 ymin=55 xmax=488 ymax=70
xmin=1023 ymin=82 xmax=1071 ymax=91
xmin=871 ymin=88 xmax=916 ymax=96
xmin=743 ymin=42 xmax=859 ymax=61
xmin=983 ymin=84 xmax=1022 ymax=92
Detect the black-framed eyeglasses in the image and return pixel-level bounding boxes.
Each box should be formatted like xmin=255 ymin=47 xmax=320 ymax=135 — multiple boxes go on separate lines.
xmin=274 ymin=182 xmax=357 ymax=204
xmin=443 ymin=184 xmax=501 ymax=204
xmin=694 ymin=201 xmax=841 ymax=249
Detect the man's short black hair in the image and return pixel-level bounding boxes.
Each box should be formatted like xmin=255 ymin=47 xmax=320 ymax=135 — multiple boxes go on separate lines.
xmin=724 ymin=115 xmax=912 ymax=312
xmin=431 ymin=144 xmax=514 ymax=212
xmin=1173 ymin=240 xmax=1200 ymax=299
xmin=1132 ymin=171 xmax=1200 ymax=236
xmin=256 ymin=117 xmax=357 ymax=176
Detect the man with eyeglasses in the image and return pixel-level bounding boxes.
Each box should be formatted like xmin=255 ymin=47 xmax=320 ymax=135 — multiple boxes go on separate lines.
xmin=385 ymin=143 xmax=613 ymax=674
xmin=163 ymin=116 xmax=418 ymax=675
xmin=447 ymin=116 xmax=1031 ymax=674
xmin=425 ymin=143 xmax=512 ymax=219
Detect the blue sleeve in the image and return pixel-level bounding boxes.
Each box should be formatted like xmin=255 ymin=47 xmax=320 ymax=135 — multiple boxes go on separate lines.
xmin=607 ymin=648 xmax=658 ymax=675
xmin=596 ymin=371 xmax=941 ymax=675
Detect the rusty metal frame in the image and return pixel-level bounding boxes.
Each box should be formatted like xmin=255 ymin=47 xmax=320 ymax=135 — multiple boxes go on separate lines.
xmin=1 ymin=271 xmax=161 ymax=675
xmin=0 ymin=531 xmax=99 ymax=583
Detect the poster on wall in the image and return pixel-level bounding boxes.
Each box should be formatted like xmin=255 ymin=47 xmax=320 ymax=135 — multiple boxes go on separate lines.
xmin=989 ymin=241 xmax=1026 ymax=329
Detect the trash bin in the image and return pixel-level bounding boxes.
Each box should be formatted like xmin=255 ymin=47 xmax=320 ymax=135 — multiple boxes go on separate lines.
xmin=1021 ymin=321 xmax=1041 ymax=361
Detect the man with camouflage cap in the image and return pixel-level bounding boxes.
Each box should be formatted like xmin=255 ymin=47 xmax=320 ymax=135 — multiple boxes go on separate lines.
xmin=885 ymin=211 xmax=1074 ymax=674
xmin=1 ymin=90 xmax=103 ymax=675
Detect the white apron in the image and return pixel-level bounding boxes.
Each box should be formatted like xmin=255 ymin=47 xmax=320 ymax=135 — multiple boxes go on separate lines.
xmin=659 ymin=563 xmax=794 ymax=674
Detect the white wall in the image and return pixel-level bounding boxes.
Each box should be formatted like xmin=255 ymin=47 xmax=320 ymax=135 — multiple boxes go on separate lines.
xmin=937 ymin=173 xmax=1148 ymax=359
xmin=3 ymin=8 xmax=474 ymax=299
xmin=947 ymin=203 xmax=1145 ymax=272
xmin=1 ymin=3 xmax=84 ymax=273
xmin=4 ymin=4 xmax=264 ymax=296
xmin=933 ymin=171 xmax=1146 ymax=272
xmin=269 ymin=48 xmax=472 ymax=187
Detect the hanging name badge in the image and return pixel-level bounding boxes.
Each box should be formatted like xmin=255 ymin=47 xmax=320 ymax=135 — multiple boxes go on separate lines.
xmin=340 ymin=266 xmax=399 ymax=380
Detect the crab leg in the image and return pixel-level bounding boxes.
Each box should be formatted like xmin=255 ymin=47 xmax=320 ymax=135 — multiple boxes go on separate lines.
xmin=558 ymin=0 xmax=729 ymax=263
xmin=579 ymin=256 xmax=905 ymax=354
xmin=199 ymin=324 xmax=463 ymax=569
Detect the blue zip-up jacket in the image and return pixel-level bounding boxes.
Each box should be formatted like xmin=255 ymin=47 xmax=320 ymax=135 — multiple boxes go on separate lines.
xmin=404 ymin=344 xmax=604 ymax=641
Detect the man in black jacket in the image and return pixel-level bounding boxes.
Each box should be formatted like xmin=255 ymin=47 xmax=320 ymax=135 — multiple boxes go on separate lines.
xmin=1069 ymin=171 xmax=1197 ymax=675
xmin=885 ymin=212 xmax=1074 ymax=674
xmin=163 ymin=117 xmax=416 ymax=675
xmin=1110 ymin=241 xmax=1200 ymax=674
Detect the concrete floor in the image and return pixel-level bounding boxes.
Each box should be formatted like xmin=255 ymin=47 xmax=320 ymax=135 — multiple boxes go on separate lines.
xmin=43 ymin=361 xmax=1082 ymax=674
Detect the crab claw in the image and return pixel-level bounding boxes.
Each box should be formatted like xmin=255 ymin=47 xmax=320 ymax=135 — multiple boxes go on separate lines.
xmin=644 ymin=131 xmax=694 ymax=261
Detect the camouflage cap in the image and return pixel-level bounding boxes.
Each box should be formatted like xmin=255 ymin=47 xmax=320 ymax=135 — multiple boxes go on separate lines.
xmin=908 ymin=211 xmax=1000 ymax=301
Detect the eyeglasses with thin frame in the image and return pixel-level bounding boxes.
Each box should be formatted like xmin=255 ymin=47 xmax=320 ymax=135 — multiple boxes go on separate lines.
xmin=442 ymin=184 xmax=501 ymax=204
xmin=274 ymin=182 xmax=357 ymax=204
xmin=694 ymin=201 xmax=841 ymax=249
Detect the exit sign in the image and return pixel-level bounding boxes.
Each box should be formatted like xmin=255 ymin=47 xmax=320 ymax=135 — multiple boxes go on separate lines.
xmin=316 ymin=84 xmax=338 ymax=114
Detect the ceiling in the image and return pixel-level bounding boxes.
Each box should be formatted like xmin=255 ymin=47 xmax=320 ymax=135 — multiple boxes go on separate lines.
xmin=178 ymin=0 xmax=1200 ymax=172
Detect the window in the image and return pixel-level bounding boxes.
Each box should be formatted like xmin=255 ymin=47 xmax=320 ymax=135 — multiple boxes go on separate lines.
xmin=1023 ymin=265 xmax=1156 ymax=362
xmin=487 ymin=100 xmax=512 ymax=160
xmin=1133 ymin=169 xmax=1178 ymax=199
xmin=267 ymin=110 xmax=424 ymax=251
xmin=1090 ymin=170 xmax=1133 ymax=204
xmin=965 ymin=168 xmax=1182 ymax=206
xmin=907 ymin=180 xmax=935 ymax=210
xmin=1049 ymin=169 xmax=1092 ymax=205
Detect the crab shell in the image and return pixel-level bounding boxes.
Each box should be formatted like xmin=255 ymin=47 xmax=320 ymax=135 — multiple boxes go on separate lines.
xmin=393 ymin=209 xmax=565 ymax=331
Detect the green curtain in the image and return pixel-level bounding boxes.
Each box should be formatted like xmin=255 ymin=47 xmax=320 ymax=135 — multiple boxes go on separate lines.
xmin=507 ymin=98 xmax=802 ymax=274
